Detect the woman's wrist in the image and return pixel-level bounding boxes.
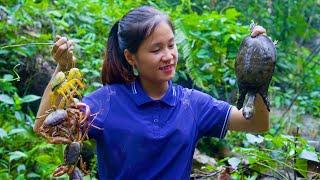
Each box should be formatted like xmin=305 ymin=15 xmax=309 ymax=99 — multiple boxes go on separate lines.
xmin=56 ymin=64 xmax=70 ymax=72
xmin=55 ymin=64 xmax=65 ymax=73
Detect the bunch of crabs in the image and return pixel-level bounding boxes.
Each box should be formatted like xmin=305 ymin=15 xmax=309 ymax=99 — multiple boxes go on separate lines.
xmin=36 ymin=67 xmax=94 ymax=178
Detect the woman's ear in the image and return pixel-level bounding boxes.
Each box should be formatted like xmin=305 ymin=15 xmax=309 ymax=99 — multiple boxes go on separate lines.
xmin=124 ymin=49 xmax=136 ymax=66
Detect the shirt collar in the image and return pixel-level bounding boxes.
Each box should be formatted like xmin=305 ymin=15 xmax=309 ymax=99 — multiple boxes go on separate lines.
xmin=129 ymin=79 xmax=177 ymax=107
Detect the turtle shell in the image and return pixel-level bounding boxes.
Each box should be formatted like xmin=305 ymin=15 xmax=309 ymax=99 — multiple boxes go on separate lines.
xmin=235 ymin=35 xmax=276 ymax=112
xmin=235 ymin=35 xmax=276 ymax=89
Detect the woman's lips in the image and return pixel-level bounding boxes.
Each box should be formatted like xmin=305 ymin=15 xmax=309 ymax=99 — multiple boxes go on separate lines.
xmin=159 ymin=64 xmax=174 ymax=73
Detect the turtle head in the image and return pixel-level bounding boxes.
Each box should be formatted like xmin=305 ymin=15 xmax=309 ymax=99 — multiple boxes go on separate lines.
xmin=243 ymin=105 xmax=255 ymax=120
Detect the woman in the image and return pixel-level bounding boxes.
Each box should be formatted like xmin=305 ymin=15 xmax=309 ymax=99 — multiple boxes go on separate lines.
xmin=34 ymin=6 xmax=268 ymax=179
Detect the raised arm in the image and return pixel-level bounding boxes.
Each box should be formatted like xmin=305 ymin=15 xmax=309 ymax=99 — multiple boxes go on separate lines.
xmin=33 ymin=36 xmax=75 ymax=133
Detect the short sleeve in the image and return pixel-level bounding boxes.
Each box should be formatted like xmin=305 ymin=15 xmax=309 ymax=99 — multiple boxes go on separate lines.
xmin=82 ymin=86 xmax=111 ymax=140
xmin=190 ymin=89 xmax=232 ymax=139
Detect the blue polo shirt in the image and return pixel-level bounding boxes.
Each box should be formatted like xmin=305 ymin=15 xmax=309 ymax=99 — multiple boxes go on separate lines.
xmin=82 ymin=80 xmax=231 ymax=179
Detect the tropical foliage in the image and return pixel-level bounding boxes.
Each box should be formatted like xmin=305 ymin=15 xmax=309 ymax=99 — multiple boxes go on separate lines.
xmin=0 ymin=0 xmax=319 ymax=179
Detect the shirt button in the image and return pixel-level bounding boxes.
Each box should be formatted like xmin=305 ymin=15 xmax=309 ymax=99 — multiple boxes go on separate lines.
xmin=154 ymin=119 xmax=158 ymax=123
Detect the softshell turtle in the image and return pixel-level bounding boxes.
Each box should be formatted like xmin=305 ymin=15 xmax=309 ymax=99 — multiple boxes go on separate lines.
xmin=235 ymin=28 xmax=276 ymax=120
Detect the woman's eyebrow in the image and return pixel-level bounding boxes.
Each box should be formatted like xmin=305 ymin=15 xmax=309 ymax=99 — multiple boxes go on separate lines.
xmin=150 ymin=37 xmax=175 ymax=47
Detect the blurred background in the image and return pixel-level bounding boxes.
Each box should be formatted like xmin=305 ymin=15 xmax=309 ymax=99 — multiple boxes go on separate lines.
xmin=0 ymin=0 xmax=319 ymax=179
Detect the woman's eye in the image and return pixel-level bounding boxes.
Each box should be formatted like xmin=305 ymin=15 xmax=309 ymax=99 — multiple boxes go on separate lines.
xmin=151 ymin=49 xmax=160 ymax=53
xmin=169 ymin=44 xmax=175 ymax=48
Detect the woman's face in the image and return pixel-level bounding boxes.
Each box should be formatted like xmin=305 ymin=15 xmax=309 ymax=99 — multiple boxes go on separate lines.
xmin=131 ymin=21 xmax=178 ymax=84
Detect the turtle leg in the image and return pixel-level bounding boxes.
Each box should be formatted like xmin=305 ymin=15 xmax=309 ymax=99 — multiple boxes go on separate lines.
xmin=260 ymin=93 xmax=270 ymax=112
xmin=243 ymin=92 xmax=256 ymax=120
xmin=237 ymin=87 xmax=247 ymax=110
xmin=259 ymin=84 xmax=271 ymax=111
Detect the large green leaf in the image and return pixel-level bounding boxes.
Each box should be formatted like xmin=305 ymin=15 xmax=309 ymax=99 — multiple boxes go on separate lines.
xmin=299 ymin=150 xmax=319 ymax=162
xmin=8 ymin=128 xmax=27 ymax=135
xmin=9 ymin=151 xmax=27 ymax=162
xmin=21 ymin=95 xmax=41 ymax=103
xmin=0 ymin=94 xmax=14 ymax=105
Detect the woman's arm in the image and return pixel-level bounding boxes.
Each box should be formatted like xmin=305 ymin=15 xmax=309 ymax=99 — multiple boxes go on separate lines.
xmin=33 ymin=36 xmax=74 ymax=133
xmin=34 ymin=65 xmax=62 ymax=133
xmin=228 ymin=94 xmax=269 ymax=133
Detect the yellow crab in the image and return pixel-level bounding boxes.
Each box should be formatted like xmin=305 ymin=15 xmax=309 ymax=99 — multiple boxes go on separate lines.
xmin=50 ymin=68 xmax=85 ymax=108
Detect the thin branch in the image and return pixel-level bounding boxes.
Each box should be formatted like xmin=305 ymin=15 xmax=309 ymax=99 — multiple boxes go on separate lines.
xmin=0 ymin=42 xmax=54 ymax=49
xmin=190 ymin=169 xmax=222 ymax=179
xmin=255 ymin=161 xmax=289 ymax=180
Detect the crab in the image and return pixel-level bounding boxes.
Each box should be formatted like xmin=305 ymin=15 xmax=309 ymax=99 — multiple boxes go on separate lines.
xmin=53 ymin=142 xmax=89 ymax=178
xmin=37 ymin=102 xmax=91 ymax=144
xmin=37 ymin=102 xmax=94 ymax=177
xmin=36 ymin=67 xmax=102 ymax=178
xmin=37 ymin=108 xmax=71 ymax=144
xmin=50 ymin=68 xmax=85 ymax=109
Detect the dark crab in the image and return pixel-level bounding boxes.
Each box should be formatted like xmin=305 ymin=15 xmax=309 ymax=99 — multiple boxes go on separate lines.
xmin=235 ymin=31 xmax=276 ymax=119
xmin=37 ymin=108 xmax=72 ymax=144
xmin=53 ymin=142 xmax=88 ymax=178
xmin=37 ymin=102 xmax=94 ymax=178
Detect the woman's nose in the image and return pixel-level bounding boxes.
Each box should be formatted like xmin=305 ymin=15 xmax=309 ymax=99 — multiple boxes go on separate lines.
xmin=162 ymin=49 xmax=174 ymax=61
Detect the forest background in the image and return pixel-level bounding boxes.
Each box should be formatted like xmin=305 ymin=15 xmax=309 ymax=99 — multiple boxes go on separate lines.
xmin=0 ymin=0 xmax=319 ymax=179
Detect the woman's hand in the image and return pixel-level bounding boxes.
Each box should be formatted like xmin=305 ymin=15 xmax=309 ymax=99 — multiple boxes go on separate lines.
xmin=51 ymin=35 xmax=76 ymax=70
xmin=251 ymin=25 xmax=267 ymax=37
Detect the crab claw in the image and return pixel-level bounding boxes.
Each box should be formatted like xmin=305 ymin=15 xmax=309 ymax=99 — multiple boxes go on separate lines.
xmin=75 ymin=102 xmax=90 ymax=118
xmin=53 ymin=165 xmax=70 ymax=177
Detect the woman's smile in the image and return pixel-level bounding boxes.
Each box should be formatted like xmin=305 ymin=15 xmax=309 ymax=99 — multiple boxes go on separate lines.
xmin=159 ymin=64 xmax=175 ymax=74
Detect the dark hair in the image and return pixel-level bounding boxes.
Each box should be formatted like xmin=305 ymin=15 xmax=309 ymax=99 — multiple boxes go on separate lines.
xmin=101 ymin=6 xmax=175 ymax=85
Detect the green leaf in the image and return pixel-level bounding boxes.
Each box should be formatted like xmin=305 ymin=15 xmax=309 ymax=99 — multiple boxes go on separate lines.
xmin=13 ymin=93 xmax=22 ymax=106
xmin=295 ymin=158 xmax=307 ymax=178
xmin=8 ymin=128 xmax=27 ymax=136
xmin=47 ymin=10 xmax=62 ymax=18
xmin=225 ymin=8 xmax=241 ymax=20
xmin=0 ymin=128 xmax=7 ymax=139
xmin=35 ymin=154 xmax=55 ymax=163
xmin=0 ymin=173 xmax=10 ymax=179
xmin=21 ymin=95 xmax=41 ymax=103
xmin=15 ymin=111 xmax=25 ymax=121
xmin=27 ymin=173 xmax=40 ymax=178
xmin=246 ymin=133 xmax=264 ymax=144
xmin=0 ymin=158 xmax=7 ymax=169
xmin=3 ymin=74 xmax=13 ymax=81
xmin=299 ymin=150 xmax=319 ymax=162
xmin=228 ymin=157 xmax=241 ymax=169
xmin=210 ymin=31 xmax=222 ymax=37
xmin=0 ymin=94 xmax=14 ymax=104
xmin=196 ymin=49 xmax=210 ymax=59
xmin=17 ymin=164 xmax=26 ymax=173
xmin=230 ymin=34 xmax=237 ymax=40
xmin=15 ymin=174 xmax=25 ymax=180
xmin=9 ymin=151 xmax=27 ymax=162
